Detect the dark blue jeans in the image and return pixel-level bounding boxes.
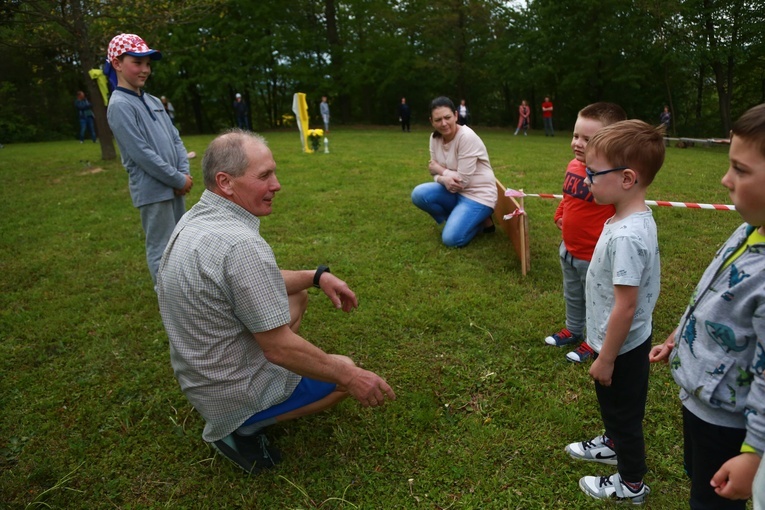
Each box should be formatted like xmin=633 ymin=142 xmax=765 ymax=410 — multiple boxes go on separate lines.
xmin=79 ymin=116 xmax=96 ymax=142
xmin=236 ymin=115 xmax=250 ymax=130
xmin=543 ymin=117 xmax=554 ymax=136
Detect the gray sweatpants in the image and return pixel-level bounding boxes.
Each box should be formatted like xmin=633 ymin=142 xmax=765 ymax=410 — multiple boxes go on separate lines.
xmin=559 ymin=242 xmax=589 ymax=337
xmin=139 ymin=196 xmax=186 ymax=285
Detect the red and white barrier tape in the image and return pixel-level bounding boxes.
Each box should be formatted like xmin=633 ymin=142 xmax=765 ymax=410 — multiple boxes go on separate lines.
xmin=505 ymin=189 xmax=735 ymax=211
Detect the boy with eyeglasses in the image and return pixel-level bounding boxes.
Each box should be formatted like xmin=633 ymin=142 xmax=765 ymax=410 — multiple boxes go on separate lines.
xmin=545 ymin=103 xmax=627 ymax=364
xmin=564 ymin=120 xmax=665 ymax=504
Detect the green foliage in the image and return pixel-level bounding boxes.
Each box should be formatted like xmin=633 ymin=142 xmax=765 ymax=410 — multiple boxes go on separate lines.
xmin=5 ymin=0 xmax=763 ymax=141
xmin=0 ymin=82 xmax=39 ymax=142
xmin=0 ymin=47 xmax=79 ymax=142
xmin=0 ymin=128 xmax=742 ymax=508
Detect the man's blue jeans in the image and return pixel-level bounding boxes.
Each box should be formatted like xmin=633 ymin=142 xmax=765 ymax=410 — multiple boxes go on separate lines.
xmin=236 ymin=116 xmax=250 ymax=130
xmin=411 ymin=182 xmax=493 ymax=247
xmin=543 ymin=117 xmax=554 ymax=136
xmin=79 ymin=116 xmax=96 ymax=142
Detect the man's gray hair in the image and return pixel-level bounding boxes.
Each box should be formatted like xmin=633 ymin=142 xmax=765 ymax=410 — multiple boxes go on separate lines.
xmin=202 ymin=129 xmax=268 ymax=189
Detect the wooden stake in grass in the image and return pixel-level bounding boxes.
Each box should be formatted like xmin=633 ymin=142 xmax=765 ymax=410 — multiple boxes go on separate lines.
xmin=494 ymin=179 xmax=530 ymax=275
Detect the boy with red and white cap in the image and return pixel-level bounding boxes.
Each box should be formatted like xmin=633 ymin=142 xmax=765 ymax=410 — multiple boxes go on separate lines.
xmin=106 ymin=33 xmax=193 ymax=286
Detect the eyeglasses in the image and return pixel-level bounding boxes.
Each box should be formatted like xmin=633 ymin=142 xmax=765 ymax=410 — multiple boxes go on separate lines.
xmin=585 ymin=166 xmax=628 ymax=183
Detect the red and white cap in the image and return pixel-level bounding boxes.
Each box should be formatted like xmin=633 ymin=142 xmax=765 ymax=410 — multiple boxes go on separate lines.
xmin=107 ymin=34 xmax=162 ymax=62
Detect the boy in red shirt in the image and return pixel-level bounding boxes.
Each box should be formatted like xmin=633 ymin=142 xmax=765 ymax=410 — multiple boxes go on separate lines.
xmin=544 ymin=103 xmax=627 ymax=362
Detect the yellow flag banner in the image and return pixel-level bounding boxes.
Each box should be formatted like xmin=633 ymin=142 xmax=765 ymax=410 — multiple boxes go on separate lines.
xmin=292 ymin=92 xmax=311 ymax=152
xmin=88 ymin=69 xmax=109 ymax=106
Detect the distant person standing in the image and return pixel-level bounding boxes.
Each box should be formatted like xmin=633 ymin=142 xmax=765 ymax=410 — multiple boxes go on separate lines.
xmin=660 ymin=106 xmax=671 ymax=131
xmin=320 ymin=96 xmax=330 ymax=133
xmin=161 ymin=96 xmax=176 ymax=125
xmin=399 ymin=97 xmax=411 ymax=132
xmin=457 ymin=99 xmax=469 ymax=126
xmin=542 ymin=96 xmax=555 ymax=137
xmin=75 ymin=91 xmax=97 ymax=143
xmin=234 ymin=93 xmax=249 ymax=130
xmin=514 ymin=100 xmax=531 ymax=136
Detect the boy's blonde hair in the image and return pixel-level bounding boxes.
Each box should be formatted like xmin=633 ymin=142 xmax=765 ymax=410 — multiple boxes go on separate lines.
xmin=578 ymin=102 xmax=627 ymax=127
xmin=731 ymin=104 xmax=765 ymax=158
xmin=586 ymin=120 xmax=666 ymax=186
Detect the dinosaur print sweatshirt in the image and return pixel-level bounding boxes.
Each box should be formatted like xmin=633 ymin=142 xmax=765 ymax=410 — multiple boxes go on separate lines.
xmin=670 ymin=223 xmax=765 ymax=454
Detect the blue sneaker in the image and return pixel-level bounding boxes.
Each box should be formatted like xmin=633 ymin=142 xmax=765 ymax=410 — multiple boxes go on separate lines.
xmin=544 ymin=327 xmax=582 ymax=347
xmin=566 ymin=342 xmax=595 ymax=363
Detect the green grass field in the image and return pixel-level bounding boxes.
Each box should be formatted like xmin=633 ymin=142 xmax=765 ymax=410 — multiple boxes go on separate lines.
xmin=0 ymin=127 xmax=746 ymax=508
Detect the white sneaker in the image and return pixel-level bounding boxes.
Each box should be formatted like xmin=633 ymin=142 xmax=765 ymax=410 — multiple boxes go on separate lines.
xmin=565 ymin=434 xmax=618 ymax=465
xmin=579 ymin=473 xmax=650 ymax=504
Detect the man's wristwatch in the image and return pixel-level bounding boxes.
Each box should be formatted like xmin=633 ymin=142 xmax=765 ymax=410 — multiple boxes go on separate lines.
xmin=313 ymin=265 xmax=331 ymax=288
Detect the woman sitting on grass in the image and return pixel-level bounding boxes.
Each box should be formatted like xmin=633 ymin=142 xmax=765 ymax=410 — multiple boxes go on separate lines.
xmin=411 ymin=96 xmax=497 ymax=248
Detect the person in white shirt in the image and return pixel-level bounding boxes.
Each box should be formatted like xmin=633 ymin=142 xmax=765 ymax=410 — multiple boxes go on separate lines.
xmin=457 ymin=99 xmax=469 ymax=125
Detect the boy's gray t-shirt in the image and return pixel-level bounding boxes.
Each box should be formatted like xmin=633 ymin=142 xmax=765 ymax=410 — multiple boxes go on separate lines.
xmin=586 ymin=209 xmax=661 ymax=354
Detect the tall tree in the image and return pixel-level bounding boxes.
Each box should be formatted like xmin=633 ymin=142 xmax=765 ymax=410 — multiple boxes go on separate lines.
xmin=693 ymin=0 xmax=765 ymax=135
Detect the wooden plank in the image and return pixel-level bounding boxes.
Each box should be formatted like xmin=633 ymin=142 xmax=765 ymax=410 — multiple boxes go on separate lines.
xmin=494 ymin=179 xmax=530 ymax=275
xmin=665 ymin=136 xmax=730 ymax=147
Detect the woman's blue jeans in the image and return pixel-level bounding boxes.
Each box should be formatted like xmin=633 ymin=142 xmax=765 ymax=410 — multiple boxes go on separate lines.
xmin=411 ymin=182 xmax=493 ymax=247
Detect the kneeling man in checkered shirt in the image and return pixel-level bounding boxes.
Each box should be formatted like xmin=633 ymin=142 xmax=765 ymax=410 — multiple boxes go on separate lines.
xmin=157 ymin=129 xmax=396 ymax=474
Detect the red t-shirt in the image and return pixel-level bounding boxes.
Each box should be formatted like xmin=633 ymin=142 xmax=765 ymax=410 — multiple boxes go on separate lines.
xmin=553 ymin=159 xmax=615 ymax=261
xmin=542 ymin=101 xmax=553 ymax=118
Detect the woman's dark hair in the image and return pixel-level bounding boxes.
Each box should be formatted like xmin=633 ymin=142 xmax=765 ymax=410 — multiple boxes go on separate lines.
xmin=430 ymin=96 xmax=457 ymax=138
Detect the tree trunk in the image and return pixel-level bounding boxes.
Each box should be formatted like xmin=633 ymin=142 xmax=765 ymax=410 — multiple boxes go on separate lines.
xmin=712 ymin=61 xmax=732 ymax=136
xmin=664 ymin=69 xmax=675 ymax=137
xmin=72 ymin=0 xmax=117 ymax=160
xmin=695 ymin=64 xmax=704 ymax=135
xmin=325 ymin=0 xmax=349 ymax=123
xmin=183 ymin=67 xmax=204 ymax=133
xmin=85 ymin=75 xmax=117 ymax=160
xmin=703 ymin=0 xmax=734 ymax=136
xmin=455 ymin=0 xmax=468 ymax=109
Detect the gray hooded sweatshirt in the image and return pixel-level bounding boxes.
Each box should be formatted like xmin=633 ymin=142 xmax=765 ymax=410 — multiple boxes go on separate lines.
xmin=670 ymin=223 xmax=765 ymax=454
